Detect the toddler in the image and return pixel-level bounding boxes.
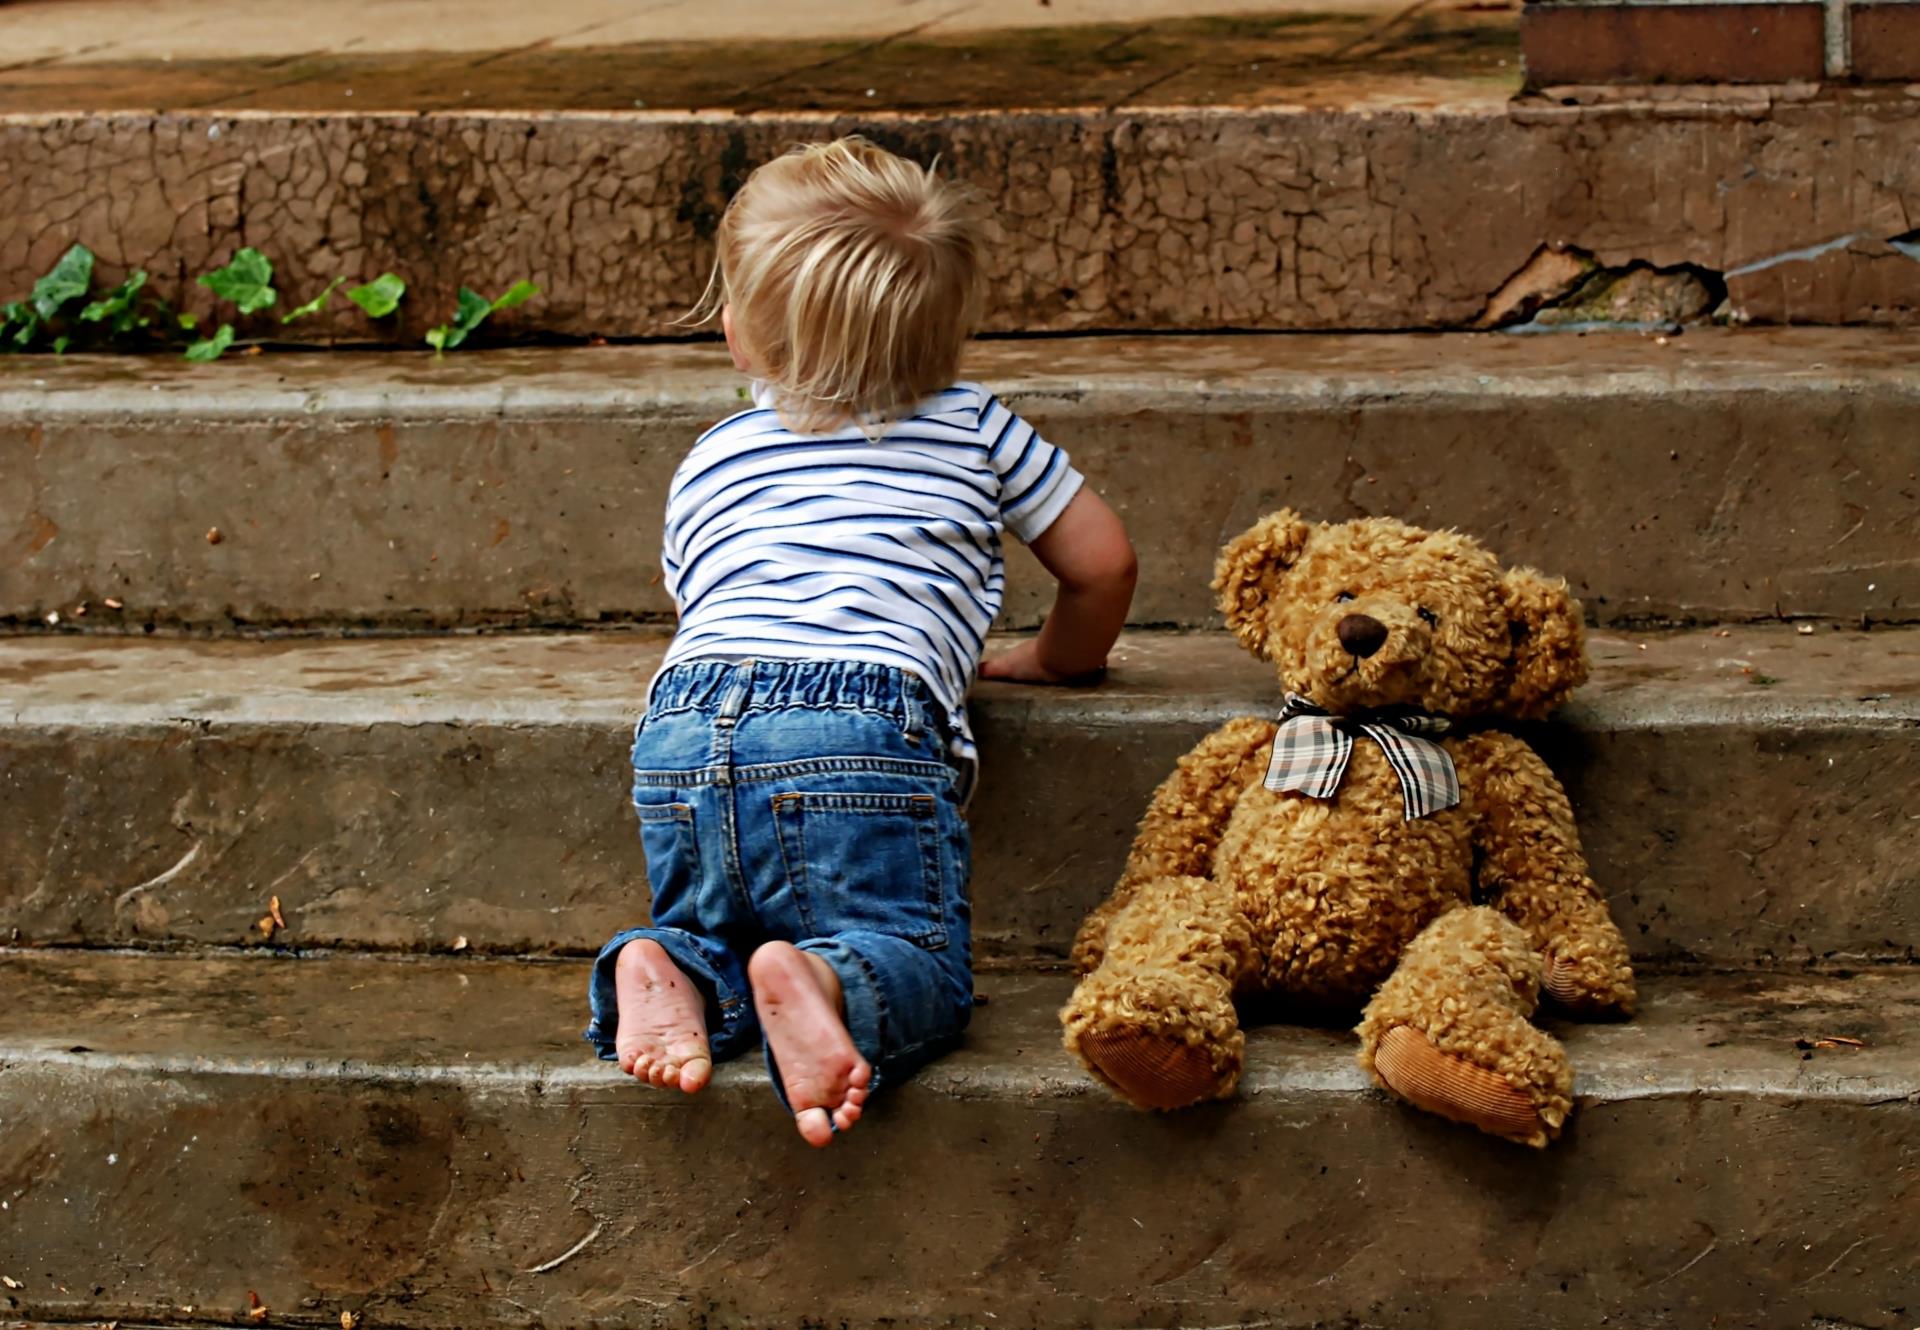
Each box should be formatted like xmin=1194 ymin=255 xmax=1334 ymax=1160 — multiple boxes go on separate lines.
xmin=584 ymin=137 xmax=1137 ymax=1146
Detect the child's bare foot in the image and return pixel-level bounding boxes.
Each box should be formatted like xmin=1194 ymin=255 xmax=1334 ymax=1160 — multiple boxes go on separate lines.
xmin=613 ymin=939 xmax=713 ymax=1093
xmin=749 ymin=942 xmax=872 ymax=1147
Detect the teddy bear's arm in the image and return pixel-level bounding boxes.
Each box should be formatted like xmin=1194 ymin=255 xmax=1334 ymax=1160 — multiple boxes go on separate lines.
xmin=1068 ymin=716 xmax=1278 ymax=974
xmin=1459 ymin=731 xmax=1637 ymax=1017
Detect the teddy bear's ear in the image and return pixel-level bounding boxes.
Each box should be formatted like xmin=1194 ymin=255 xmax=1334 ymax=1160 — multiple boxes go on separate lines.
xmin=1213 ymin=510 xmax=1314 ymax=658
xmin=1499 ymin=567 xmax=1589 ymax=719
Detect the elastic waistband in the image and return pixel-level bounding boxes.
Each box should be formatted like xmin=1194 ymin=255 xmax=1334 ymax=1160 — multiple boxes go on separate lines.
xmin=648 ymin=657 xmax=940 ymax=726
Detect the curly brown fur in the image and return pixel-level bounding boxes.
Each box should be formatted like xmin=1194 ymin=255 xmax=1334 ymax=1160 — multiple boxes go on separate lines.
xmin=1456 ymin=731 xmax=1636 ymax=1016
xmin=1070 ymin=716 xmax=1276 ymax=975
xmin=1215 ymin=512 xmax=1313 ymax=658
xmin=1357 ymin=907 xmax=1573 ymax=1148
xmin=1061 ymin=510 xmax=1635 ymax=1145
xmin=1060 ymin=873 xmax=1257 ymax=1110
xmin=1498 ymin=567 xmax=1590 ymax=721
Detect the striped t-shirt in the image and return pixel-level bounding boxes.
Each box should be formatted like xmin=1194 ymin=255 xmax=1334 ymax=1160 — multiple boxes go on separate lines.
xmin=657 ymin=380 xmax=1085 ymax=788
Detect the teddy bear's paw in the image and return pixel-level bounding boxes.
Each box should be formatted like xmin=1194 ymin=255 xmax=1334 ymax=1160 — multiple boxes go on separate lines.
xmin=1372 ymin=1025 xmax=1556 ymax=1148
xmin=1543 ymin=952 xmax=1637 ymax=1019
xmin=1077 ymin=1027 xmax=1232 ymax=1111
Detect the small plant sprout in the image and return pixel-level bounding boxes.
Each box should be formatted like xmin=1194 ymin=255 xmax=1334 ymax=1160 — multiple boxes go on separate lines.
xmin=427 ymin=280 xmax=538 ymax=354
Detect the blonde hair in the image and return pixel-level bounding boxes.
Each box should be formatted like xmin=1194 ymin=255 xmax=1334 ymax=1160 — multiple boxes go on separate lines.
xmin=692 ymin=137 xmax=984 ymax=434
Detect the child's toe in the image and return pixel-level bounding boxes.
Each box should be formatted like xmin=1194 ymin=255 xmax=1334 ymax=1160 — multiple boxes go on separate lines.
xmin=795 ymin=1106 xmax=835 ymax=1148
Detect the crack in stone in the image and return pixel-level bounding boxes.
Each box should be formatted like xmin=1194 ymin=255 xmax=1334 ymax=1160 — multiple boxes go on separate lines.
xmin=1725 ymin=232 xmax=1866 ymax=278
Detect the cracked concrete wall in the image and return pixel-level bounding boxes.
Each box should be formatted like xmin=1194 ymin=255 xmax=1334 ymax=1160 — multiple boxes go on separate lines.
xmin=5 ymin=98 xmax=1920 ymax=336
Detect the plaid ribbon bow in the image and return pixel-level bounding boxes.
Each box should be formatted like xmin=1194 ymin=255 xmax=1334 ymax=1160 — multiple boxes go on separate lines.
xmin=1263 ymin=693 xmax=1460 ymax=821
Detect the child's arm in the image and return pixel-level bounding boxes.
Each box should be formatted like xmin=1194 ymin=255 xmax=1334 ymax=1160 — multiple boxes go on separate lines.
xmin=981 ymin=488 xmax=1136 ymax=684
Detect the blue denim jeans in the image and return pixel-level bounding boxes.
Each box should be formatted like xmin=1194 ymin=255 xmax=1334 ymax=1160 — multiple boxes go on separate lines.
xmin=585 ymin=659 xmax=973 ymax=1100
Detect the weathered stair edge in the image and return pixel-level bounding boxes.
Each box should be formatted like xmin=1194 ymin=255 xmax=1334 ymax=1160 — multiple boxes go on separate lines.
xmin=0 ymin=954 xmax=1914 ymax=1330
xmin=4 ymin=95 xmax=1919 ymax=342
xmin=2 ymin=628 xmax=1914 ymax=964
xmin=5 ymin=332 xmax=1918 ymax=631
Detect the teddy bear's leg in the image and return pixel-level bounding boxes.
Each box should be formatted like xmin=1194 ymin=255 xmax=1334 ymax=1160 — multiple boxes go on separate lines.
xmin=1356 ymin=906 xmax=1573 ymax=1148
xmin=1070 ymin=716 xmax=1280 ymax=976
xmin=1061 ymin=872 xmax=1258 ymax=1111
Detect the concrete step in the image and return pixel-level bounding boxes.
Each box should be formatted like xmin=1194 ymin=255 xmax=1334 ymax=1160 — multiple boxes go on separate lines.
xmin=0 ymin=949 xmax=1914 ymax=1328
xmin=6 ymin=331 xmax=1918 ymax=633
xmin=3 ymin=625 xmax=1915 ymax=966
xmin=5 ymin=90 xmax=1920 ymax=338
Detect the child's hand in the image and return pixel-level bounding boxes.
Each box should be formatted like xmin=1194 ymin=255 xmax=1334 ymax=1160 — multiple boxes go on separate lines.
xmin=980 ymin=639 xmax=1107 ymax=686
xmin=984 ymin=489 xmax=1134 ymax=687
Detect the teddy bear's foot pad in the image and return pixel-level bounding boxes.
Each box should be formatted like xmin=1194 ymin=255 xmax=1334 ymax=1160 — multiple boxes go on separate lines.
xmin=1078 ymin=1029 xmax=1225 ymax=1111
xmin=1373 ymin=1025 xmax=1549 ymax=1145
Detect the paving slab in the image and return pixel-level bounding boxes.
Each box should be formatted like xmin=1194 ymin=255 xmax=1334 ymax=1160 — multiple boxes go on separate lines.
xmin=0 ymin=0 xmax=1479 ymax=64
xmin=0 ymin=5 xmax=1516 ymax=114
xmin=1 ymin=625 xmax=1915 ymax=964
xmin=0 ymin=950 xmax=1914 ymax=1329
xmin=4 ymin=332 xmax=1918 ymax=632
xmin=5 ymin=91 xmax=1920 ymax=338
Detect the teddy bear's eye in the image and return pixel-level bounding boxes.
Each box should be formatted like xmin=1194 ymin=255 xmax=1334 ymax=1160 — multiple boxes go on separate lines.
xmin=1334 ymin=591 xmax=1356 ymax=604
xmin=1418 ymin=607 xmax=1440 ymax=628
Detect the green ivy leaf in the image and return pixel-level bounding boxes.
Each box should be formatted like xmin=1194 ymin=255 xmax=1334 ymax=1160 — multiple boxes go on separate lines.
xmin=51 ymin=334 xmax=70 ymax=355
xmin=453 ymin=286 xmax=493 ymax=334
xmin=184 ymin=323 xmax=236 ymax=362
xmin=198 ymin=248 xmax=277 ymax=315
xmin=281 ymin=276 xmax=347 ymax=324
xmin=80 ymin=270 xmax=150 ymax=329
xmin=426 ymin=287 xmax=489 ymax=354
xmin=176 ymin=311 xmax=199 ymax=332
xmin=425 ymin=282 xmax=538 ymax=354
xmin=489 ymin=279 xmax=538 ymax=312
xmin=1 ymin=301 xmax=37 ymax=349
xmin=347 ymin=273 xmax=406 ymax=318
xmin=31 ymin=243 xmax=95 ymax=319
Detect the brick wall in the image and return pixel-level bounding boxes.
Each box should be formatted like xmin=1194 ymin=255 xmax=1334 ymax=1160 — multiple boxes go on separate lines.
xmin=1522 ymin=0 xmax=1920 ymax=85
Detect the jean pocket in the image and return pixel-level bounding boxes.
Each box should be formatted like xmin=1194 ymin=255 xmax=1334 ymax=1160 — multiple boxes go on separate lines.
xmin=634 ymin=801 xmax=701 ymax=907
xmin=772 ymin=791 xmax=948 ymax=950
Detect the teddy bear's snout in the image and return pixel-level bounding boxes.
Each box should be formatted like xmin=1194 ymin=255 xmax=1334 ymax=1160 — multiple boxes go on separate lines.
xmin=1336 ymin=613 xmax=1389 ymax=659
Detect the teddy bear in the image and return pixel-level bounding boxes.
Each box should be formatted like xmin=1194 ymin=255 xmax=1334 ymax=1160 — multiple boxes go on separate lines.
xmin=1059 ymin=510 xmax=1636 ymax=1146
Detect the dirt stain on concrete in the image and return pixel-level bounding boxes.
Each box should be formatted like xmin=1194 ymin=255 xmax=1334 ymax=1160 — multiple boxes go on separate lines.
xmin=18 ymin=511 xmax=59 ymax=558
xmin=242 ymin=1088 xmax=514 ymax=1293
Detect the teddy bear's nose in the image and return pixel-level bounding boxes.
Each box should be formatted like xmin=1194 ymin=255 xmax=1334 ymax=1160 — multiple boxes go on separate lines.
xmin=1336 ymin=614 xmax=1389 ymax=658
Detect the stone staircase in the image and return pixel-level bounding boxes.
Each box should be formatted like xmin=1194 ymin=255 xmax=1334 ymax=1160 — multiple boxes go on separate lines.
xmin=4 ymin=4 xmax=1920 ymax=1327
xmin=4 ymin=334 xmax=1918 ymax=1329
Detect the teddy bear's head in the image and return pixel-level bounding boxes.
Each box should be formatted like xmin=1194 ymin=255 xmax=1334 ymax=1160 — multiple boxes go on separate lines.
xmin=1212 ymin=510 xmax=1587 ymax=721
